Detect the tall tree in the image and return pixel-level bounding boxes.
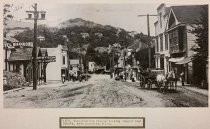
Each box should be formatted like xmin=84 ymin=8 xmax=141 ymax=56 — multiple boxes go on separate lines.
xmin=191 ymin=5 xmax=208 ymax=85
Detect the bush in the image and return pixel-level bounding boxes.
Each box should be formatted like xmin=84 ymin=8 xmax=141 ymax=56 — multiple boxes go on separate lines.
xmin=3 ymin=71 xmax=29 ymax=91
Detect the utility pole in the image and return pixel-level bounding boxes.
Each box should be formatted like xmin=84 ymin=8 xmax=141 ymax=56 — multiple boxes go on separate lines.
xmin=26 ymin=3 xmax=46 ymax=90
xmin=138 ymin=14 xmax=157 ymax=69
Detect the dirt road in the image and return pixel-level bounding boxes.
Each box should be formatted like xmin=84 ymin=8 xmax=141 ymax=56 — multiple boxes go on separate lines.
xmin=4 ymin=74 xmax=208 ymax=108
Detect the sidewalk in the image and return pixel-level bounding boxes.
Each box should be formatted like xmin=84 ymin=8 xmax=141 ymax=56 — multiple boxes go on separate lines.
xmin=177 ymin=81 xmax=208 ymax=96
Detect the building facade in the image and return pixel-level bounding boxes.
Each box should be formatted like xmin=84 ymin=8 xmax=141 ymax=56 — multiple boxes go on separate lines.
xmin=154 ymin=3 xmax=207 ymax=84
xmin=154 ymin=3 xmax=170 ymax=74
xmin=45 ymin=45 xmax=68 ymax=81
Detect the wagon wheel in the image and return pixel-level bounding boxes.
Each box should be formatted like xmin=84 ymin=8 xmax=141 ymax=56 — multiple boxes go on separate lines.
xmin=139 ymin=75 xmax=145 ymax=88
xmin=147 ymin=79 xmax=152 ymax=89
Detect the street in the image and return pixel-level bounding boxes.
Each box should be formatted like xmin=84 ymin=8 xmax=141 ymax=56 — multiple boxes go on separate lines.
xmin=4 ymin=74 xmax=208 ymax=108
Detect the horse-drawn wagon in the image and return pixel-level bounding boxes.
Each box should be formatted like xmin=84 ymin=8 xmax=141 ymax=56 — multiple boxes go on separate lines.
xmin=139 ymin=69 xmax=164 ymax=89
xmin=139 ymin=69 xmax=178 ymax=92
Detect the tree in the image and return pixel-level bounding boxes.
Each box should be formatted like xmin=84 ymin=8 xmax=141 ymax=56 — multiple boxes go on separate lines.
xmin=3 ymin=4 xmax=23 ymax=37
xmin=190 ymin=5 xmax=208 ymax=85
xmin=3 ymin=4 xmax=13 ymax=26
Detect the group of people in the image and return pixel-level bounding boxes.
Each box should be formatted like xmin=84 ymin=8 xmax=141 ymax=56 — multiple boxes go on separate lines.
xmin=111 ymin=69 xmax=137 ymax=82
xmin=61 ymin=70 xmax=84 ymax=83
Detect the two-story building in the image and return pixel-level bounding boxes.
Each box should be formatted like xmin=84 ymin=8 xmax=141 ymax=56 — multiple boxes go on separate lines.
xmin=154 ymin=4 xmax=207 ymax=84
xmin=154 ymin=3 xmax=170 ymax=73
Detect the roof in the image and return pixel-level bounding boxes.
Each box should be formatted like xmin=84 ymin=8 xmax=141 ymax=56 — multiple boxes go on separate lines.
xmin=8 ymin=48 xmax=33 ymax=61
xmin=176 ymin=56 xmax=192 ymax=64
xmin=169 ymin=57 xmax=184 ymax=62
xmin=171 ymin=5 xmax=206 ymax=24
xmin=8 ymin=47 xmax=40 ymax=61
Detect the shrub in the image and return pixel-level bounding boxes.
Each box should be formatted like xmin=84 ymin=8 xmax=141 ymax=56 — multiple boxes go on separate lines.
xmin=3 ymin=71 xmax=29 ymax=91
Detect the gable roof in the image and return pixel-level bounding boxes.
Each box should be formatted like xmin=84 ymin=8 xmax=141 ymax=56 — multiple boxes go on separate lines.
xmin=171 ymin=5 xmax=206 ymax=24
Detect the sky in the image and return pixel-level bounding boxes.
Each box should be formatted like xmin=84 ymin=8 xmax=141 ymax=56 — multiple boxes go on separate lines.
xmin=9 ymin=3 xmax=161 ymax=36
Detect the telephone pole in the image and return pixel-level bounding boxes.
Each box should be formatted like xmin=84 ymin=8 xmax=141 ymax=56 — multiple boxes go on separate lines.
xmin=138 ymin=14 xmax=157 ymax=69
xmin=26 ymin=3 xmax=46 ymax=90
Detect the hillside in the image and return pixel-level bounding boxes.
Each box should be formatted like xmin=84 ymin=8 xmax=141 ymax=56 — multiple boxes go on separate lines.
xmin=59 ymin=18 xmax=104 ymax=29
xmin=14 ymin=18 xmax=137 ymax=48
xmin=4 ymin=20 xmax=34 ymax=37
xmin=5 ymin=20 xmax=34 ymax=29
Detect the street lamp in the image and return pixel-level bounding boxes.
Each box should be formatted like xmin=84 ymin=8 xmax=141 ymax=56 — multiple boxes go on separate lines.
xmin=26 ymin=3 xmax=46 ymax=90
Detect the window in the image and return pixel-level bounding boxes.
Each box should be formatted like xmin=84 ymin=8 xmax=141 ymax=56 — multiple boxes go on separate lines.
xmin=156 ymin=37 xmax=159 ymax=52
xmin=63 ymin=56 xmax=65 ymax=65
xmin=160 ymin=34 xmax=163 ymax=51
xmin=169 ymin=29 xmax=179 ymax=53
xmin=165 ymin=33 xmax=168 ymax=50
xmin=160 ymin=57 xmax=164 ymax=69
xmin=159 ymin=12 xmax=162 ymax=28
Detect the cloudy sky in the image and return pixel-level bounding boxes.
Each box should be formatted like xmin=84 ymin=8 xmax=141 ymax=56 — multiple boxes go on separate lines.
xmin=9 ymin=3 xmax=161 ymax=36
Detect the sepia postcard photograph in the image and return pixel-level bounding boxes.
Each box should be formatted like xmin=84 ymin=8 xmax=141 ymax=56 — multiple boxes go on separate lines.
xmin=0 ymin=0 xmax=210 ymax=129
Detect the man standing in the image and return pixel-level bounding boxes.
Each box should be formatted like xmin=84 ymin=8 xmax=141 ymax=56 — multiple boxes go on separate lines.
xmin=180 ymin=72 xmax=184 ymax=86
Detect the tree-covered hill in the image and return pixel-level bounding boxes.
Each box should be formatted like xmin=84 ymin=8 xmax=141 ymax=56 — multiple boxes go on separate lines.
xmin=14 ymin=18 xmax=136 ymax=49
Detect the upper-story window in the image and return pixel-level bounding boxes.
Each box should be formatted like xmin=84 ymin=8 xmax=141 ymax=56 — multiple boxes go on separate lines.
xmin=169 ymin=29 xmax=179 ymax=53
xmin=160 ymin=34 xmax=163 ymax=51
xmin=156 ymin=37 xmax=159 ymax=52
xmin=63 ymin=56 xmax=65 ymax=65
xmin=165 ymin=33 xmax=168 ymax=50
xmin=159 ymin=12 xmax=162 ymax=28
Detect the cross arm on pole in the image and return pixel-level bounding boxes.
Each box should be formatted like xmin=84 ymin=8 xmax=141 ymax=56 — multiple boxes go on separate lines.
xmin=138 ymin=14 xmax=158 ymax=17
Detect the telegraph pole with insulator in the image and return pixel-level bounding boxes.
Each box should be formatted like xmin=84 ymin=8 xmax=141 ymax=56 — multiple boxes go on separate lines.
xmin=26 ymin=3 xmax=46 ymax=90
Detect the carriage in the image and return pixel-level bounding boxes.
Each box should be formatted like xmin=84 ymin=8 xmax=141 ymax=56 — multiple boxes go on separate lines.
xmin=139 ymin=69 xmax=178 ymax=92
xmin=139 ymin=69 xmax=164 ymax=89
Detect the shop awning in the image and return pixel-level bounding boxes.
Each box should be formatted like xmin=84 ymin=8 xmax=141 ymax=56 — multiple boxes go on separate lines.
xmin=176 ymin=56 xmax=192 ymax=64
xmin=168 ymin=57 xmax=184 ymax=62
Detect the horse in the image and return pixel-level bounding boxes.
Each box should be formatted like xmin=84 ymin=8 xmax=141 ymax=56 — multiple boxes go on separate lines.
xmin=156 ymin=74 xmax=167 ymax=92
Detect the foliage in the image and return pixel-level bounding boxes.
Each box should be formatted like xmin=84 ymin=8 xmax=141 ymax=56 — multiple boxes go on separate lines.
xmin=14 ymin=18 xmax=151 ymax=69
xmin=190 ymin=5 xmax=208 ymax=84
xmin=86 ymin=45 xmax=110 ymax=68
xmin=3 ymin=4 xmax=13 ymax=26
xmin=3 ymin=71 xmax=29 ymax=91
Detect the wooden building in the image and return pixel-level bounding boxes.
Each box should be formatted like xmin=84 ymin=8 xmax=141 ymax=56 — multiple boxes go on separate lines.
xmin=7 ymin=47 xmax=48 ymax=83
xmin=154 ymin=4 xmax=207 ymax=84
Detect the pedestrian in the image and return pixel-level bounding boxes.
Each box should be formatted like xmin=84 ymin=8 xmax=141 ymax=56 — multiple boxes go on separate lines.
xmin=61 ymin=73 xmax=66 ymax=84
xmin=180 ymin=71 xmax=184 ymax=86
